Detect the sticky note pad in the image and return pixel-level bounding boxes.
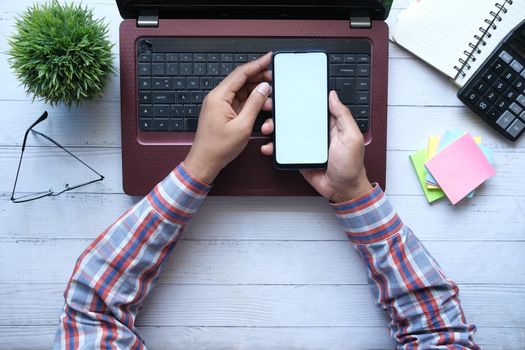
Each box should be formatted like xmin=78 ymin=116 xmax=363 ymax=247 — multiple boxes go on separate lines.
xmin=425 ymin=134 xmax=495 ymax=205
xmin=409 ymin=148 xmax=445 ymax=203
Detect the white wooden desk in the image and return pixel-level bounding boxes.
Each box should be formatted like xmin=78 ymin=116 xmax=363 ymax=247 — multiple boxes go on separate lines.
xmin=1 ymin=0 xmax=524 ymax=348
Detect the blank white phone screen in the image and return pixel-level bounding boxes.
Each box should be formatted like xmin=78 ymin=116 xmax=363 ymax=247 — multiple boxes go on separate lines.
xmin=274 ymin=52 xmax=328 ymax=165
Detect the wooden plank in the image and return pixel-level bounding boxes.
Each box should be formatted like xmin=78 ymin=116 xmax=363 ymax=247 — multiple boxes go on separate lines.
xmin=1 ymin=239 xmax=523 ymax=285
xmin=2 ymin=324 xmax=523 ymax=350
xmin=2 ymin=193 xmax=524 ymax=241
xmin=0 ymin=283 xmax=522 ymax=329
xmin=1 ymin=146 xmax=523 ymax=196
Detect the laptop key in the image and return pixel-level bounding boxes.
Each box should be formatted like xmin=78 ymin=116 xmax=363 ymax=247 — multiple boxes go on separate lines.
xmin=187 ymin=77 xmax=199 ymax=89
xmin=171 ymin=105 xmax=184 ymax=117
xmin=173 ymin=77 xmax=186 ymax=90
xmin=344 ymin=55 xmax=356 ymax=63
xmin=152 ymin=53 xmax=165 ymax=62
xmin=207 ymin=63 xmax=219 ymax=75
xmin=185 ymin=118 xmax=198 ymax=131
xmin=356 ymin=119 xmax=369 ymax=132
xmin=220 ymin=63 xmax=234 ymax=75
xmin=138 ymin=52 xmax=151 ymax=62
xmin=177 ymin=91 xmax=190 ymax=103
xmin=139 ymin=92 xmax=152 ymax=103
xmin=166 ymin=63 xmax=178 ymax=76
xmin=336 ymin=78 xmax=357 ymax=103
xmin=152 ymin=119 xmax=170 ymax=131
xmin=153 ymin=105 xmax=170 ymax=117
xmin=193 ymin=63 xmax=206 ymax=75
xmin=330 ymin=54 xmax=343 ymax=63
xmin=221 ymin=53 xmax=233 ymax=62
xmin=357 ymin=54 xmax=370 ymax=63
xmin=185 ymin=105 xmax=198 ymax=117
xmin=331 ymin=64 xmax=356 ymax=77
xmin=139 ymin=78 xmax=151 ymax=90
xmin=193 ymin=53 xmax=206 ymax=62
xmin=138 ymin=63 xmax=151 ymax=76
xmin=180 ymin=53 xmax=192 ymax=62
xmin=152 ymin=63 xmax=165 ymax=76
xmin=357 ymin=92 xmax=370 ymax=105
xmin=357 ymin=64 xmax=370 ymax=77
xmin=153 ymin=92 xmax=175 ymax=104
xmin=200 ymin=77 xmax=213 ymax=89
xmin=207 ymin=53 xmax=220 ymax=62
xmin=139 ymin=105 xmax=152 ymax=117
xmin=152 ymin=78 xmax=172 ymax=90
xmin=234 ymin=54 xmax=247 ymax=62
xmin=166 ymin=53 xmax=178 ymax=62
xmin=191 ymin=91 xmax=204 ymax=103
xmin=171 ymin=118 xmax=184 ymax=131
xmin=329 ymin=78 xmax=336 ymax=91
xmin=140 ymin=119 xmax=152 ymax=131
xmin=180 ymin=63 xmax=193 ymax=75
xmin=357 ymin=78 xmax=369 ymax=91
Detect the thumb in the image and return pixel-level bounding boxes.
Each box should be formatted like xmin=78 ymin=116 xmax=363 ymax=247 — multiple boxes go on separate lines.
xmin=236 ymin=82 xmax=272 ymax=129
xmin=329 ymin=90 xmax=359 ymax=133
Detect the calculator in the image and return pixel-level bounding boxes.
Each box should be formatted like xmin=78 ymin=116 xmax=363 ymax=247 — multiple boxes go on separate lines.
xmin=458 ymin=19 xmax=525 ymax=142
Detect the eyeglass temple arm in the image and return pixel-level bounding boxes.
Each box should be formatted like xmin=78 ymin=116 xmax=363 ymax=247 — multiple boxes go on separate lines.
xmin=22 ymin=111 xmax=48 ymax=152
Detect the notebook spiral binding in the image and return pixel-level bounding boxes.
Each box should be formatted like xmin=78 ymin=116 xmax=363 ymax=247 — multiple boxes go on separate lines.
xmin=453 ymin=0 xmax=513 ymax=79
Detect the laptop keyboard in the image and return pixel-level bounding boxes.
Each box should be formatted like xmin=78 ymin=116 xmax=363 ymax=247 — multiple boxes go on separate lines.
xmin=137 ymin=38 xmax=371 ymax=133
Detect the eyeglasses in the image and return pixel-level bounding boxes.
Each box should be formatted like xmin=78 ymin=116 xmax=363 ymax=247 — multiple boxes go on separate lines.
xmin=10 ymin=111 xmax=105 ymax=203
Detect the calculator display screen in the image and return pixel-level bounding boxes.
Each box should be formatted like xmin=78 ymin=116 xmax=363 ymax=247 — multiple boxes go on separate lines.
xmin=509 ymin=38 xmax=525 ymax=57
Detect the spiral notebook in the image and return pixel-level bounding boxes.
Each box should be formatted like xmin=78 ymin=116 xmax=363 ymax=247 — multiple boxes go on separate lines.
xmin=392 ymin=0 xmax=525 ymax=87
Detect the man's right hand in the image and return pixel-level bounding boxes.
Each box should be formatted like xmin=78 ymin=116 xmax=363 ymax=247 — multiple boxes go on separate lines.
xmin=260 ymin=90 xmax=373 ymax=203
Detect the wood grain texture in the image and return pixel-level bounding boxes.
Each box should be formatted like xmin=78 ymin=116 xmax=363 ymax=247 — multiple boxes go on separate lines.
xmin=1 ymin=0 xmax=524 ymax=347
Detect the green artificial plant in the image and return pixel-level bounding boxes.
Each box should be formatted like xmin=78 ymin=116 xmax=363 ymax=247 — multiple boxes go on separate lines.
xmin=8 ymin=1 xmax=115 ymax=108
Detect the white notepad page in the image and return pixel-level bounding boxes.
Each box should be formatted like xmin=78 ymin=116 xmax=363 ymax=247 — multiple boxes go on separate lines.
xmin=392 ymin=0 xmax=525 ymax=87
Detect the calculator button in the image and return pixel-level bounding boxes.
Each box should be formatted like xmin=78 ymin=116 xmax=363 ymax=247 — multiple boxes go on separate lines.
xmin=510 ymin=60 xmax=524 ymax=74
xmin=496 ymin=98 xmax=510 ymax=110
xmin=464 ymin=90 xmax=479 ymax=104
xmin=503 ymin=69 xmax=517 ymax=83
xmin=517 ymin=94 xmax=525 ymax=107
xmin=475 ymin=99 xmax=490 ymax=113
xmin=474 ymin=80 xmax=490 ymax=94
xmin=486 ymin=91 xmax=498 ymax=103
xmin=491 ymin=59 xmax=506 ymax=74
xmin=504 ymin=89 xmax=518 ymax=101
xmin=499 ymin=50 xmax=513 ymax=64
xmin=487 ymin=107 xmax=500 ymax=120
xmin=482 ymin=69 xmax=497 ymax=83
xmin=513 ymin=79 xmax=525 ymax=91
xmin=507 ymin=118 xmax=525 ymax=138
xmin=496 ymin=110 xmax=515 ymax=129
xmin=510 ymin=102 xmax=523 ymax=115
xmin=494 ymin=79 xmax=508 ymax=93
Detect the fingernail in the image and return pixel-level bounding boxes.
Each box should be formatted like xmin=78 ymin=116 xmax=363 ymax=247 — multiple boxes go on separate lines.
xmin=256 ymin=82 xmax=271 ymax=96
xmin=332 ymin=90 xmax=341 ymax=102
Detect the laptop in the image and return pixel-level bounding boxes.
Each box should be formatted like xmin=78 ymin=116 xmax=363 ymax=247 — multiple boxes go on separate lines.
xmin=117 ymin=0 xmax=391 ymax=196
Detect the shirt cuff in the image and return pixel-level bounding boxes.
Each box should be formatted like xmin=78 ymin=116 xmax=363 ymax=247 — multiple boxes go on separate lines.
xmin=146 ymin=162 xmax=212 ymax=225
xmin=331 ymin=184 xmax=403 ymax=245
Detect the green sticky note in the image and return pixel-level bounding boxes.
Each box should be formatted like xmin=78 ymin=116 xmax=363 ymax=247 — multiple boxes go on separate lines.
xmin=409 ymin=148 xmax=445 ymax=203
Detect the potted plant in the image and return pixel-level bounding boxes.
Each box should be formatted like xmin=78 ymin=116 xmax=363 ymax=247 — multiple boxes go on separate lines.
xmin=8 ymin=1 xmax=115 ymax=108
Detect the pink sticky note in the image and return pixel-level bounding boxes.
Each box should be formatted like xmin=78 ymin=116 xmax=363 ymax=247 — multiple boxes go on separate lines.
xmin=425 ymin=133 xmax=495 ymax=205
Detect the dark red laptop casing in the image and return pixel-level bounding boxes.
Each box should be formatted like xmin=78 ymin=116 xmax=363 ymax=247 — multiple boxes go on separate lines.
xmin=120 ymin=19 xmax=388 ymax=195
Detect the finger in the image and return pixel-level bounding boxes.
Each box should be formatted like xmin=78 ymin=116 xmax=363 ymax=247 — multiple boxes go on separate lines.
xmin=261 ymin=118 xmax=274 ymax=135
xmin=260 ymin=141 xmax=274 ymax=156
xmin=234 ymin=82 xmax=272 ymax=130
xmin=217 ymin=52 xmax=272 ymax=95
xmin=329 ymin=90 xmax=360 ymax=133
xmin=262 ymin=97 xmax=273 ymax=112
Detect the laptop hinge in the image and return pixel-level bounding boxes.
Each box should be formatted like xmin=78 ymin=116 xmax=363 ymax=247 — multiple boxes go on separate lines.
xmin=137 ymin=12 xmax=159 ymax=28
xmin=350 ymin=13 xmax=371 ymax=29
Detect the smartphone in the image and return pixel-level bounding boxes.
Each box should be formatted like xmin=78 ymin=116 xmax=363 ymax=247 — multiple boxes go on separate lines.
xmin=272 ymin=51 xmax=329 ymax=169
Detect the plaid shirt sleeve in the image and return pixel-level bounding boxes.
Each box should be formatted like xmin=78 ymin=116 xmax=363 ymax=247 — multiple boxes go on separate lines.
xmin=54 ymin=163 xmax=211 ymax=350
xmin=332 ymin=184 xmax=480 ymax=349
